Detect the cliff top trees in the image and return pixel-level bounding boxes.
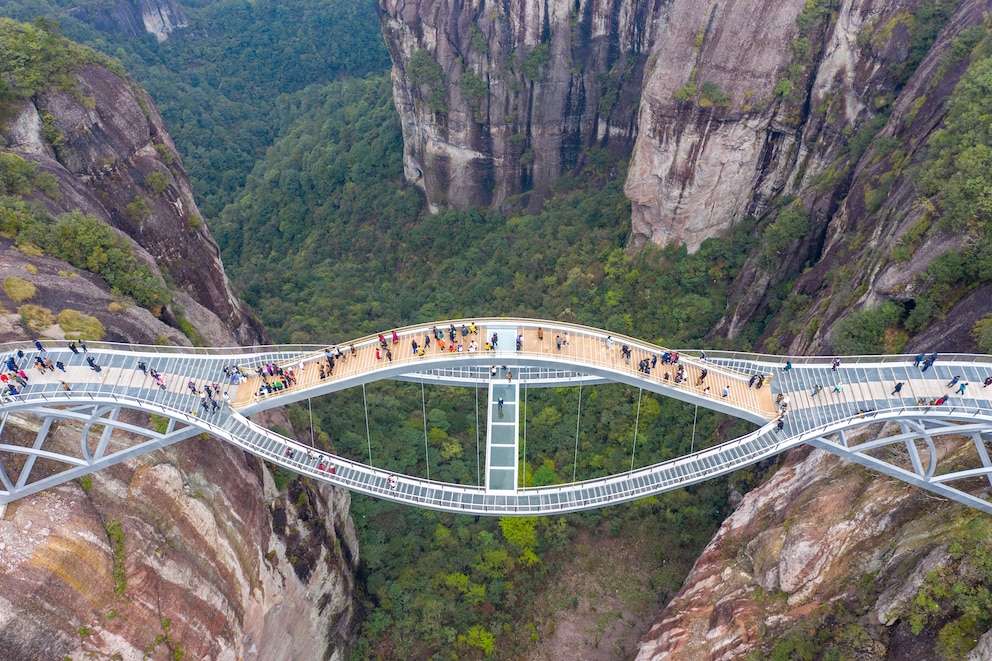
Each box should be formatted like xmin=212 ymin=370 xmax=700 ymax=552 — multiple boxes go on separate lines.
xmin=0 ymin=17 xmax=121 ymax=107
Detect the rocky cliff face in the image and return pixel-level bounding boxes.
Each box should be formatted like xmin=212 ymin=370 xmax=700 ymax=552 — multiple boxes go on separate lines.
xmin=382 ymin=0 xmax=967 ymax=255
xmin=66 ymin=0 xmax=188 ymax=42
xmin=717 ymin=0 xmax=992 ymax=353
xmin=0 ymin=427 xmax=358 ymax=661
xmin=635 ymin=443 xmax=992 ymax=661
xmin=379 ymin=0 xmax=654 ymax=212
xmin=2 ymin=61 xmax=262 ymax=346
xmin=0 ymin=40 xmax=357 ymax=660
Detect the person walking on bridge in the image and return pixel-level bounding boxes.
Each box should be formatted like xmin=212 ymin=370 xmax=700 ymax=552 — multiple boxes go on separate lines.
xmin=948 ymin=375 xmax=962 ymax=388
xmin=984 ymin=376 xmax=992 ymax=388
xmin=914 ymin=352 xmax=925 ymax=368
xmin=891 ymin=382 xmax=904 ymax=396
xmin=957 ymin=382 xmax=969 ymax=396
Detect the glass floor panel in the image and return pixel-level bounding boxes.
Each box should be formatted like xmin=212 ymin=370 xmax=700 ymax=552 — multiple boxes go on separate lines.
xmin=488 ymin=468 xmax=515 ymax=491
xmin=490 ymin=425 xmax=517 ymax=445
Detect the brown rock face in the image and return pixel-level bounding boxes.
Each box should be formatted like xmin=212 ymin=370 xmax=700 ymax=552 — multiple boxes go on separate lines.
xmin=0 ymin=57 xmax=358 ymax=659
xmin=635 ymin=444 xmax=987 ymax=660
xmin=0 ymin=431 xmax=357 ymax=661
xmin=2 ymin=63 xmax=263 ymax=346
xmin=379 ymin=0 xmax=654 ymax=212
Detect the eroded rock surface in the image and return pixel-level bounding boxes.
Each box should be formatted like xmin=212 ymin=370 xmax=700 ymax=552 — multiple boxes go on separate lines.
xmin=2 ymin=63 xmax=262 ymax=346
xmin=379 ymin=0 xmax=654 ymax=212
xmin=0 ymin=53 xmax=357 ymax=659
xmin=635 ymin=442 xmax=986 ymax=660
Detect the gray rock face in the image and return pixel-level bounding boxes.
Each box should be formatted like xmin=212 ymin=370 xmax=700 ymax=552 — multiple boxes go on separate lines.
xmin=66 ymin=0 xmax=188 ymax=41
xmin=625 ymin=0 xmax=808 ymax=250
xmin=717 ymin=0 xmax=992 ymax=352
xmin=379 ymin=0 xmax=656 ymax=212
xmin=383 ymin=0 xmax=949 ymax=255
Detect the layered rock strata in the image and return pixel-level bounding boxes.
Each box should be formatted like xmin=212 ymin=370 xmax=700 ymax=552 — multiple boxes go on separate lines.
xmin=379 ymin=0 xmax=655 ymax=211
xmin=636 ymin=443 xmax=989 ymax=660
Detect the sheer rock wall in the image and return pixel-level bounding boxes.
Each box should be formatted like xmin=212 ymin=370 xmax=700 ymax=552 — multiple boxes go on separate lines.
xmin=0 ymin=57 xmax=357 ymax=659
xmin=379 ymin=0 xmax=656 ymax=212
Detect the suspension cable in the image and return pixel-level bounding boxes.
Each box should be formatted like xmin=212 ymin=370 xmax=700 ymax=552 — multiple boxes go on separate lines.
xmin=363 ymin=383 xmax=372 ymax=465
xmin=690 ymin=403 xmax=698 ymax=454
xmin=630 ymin=387 xmax=642 ymax=473
xmin=422 ymin=381 xmax=430 ymax=481
xmin=573 ymin=384 xmax=582 ymax=482
xmin=308 ymin=397 xmax=315 ymax=448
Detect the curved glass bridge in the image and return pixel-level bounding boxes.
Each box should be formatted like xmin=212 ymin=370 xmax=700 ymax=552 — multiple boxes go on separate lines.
xmin=2 ymin=318 xmax=992 ymax=515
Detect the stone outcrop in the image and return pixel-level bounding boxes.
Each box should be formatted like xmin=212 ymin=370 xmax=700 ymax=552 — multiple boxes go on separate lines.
xmin=0 ymin=432 xmax=357 ymax=660
xmin=625 ymin=0 xmax=809 ymax=250
xmin=635 ymin=443 xmax=987 ymax=660
xmin=382 ymin=0 xmax=964 ymax=255
xmin=66 ymin=0 xmax=188 ymax=41
xmin=379 ymin=0 xmax=655 ymax=212
xmin=717 ymin=0 xmax=992 ymax=352
xmin=1 ymin=62 xmax=263 ymax=346
xmin=0 ymin=49 xmax=357 ymax=659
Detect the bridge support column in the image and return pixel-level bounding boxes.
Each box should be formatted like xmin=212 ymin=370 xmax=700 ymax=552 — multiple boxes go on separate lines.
xmin=485 ymin=379 xmax=519 ymax=492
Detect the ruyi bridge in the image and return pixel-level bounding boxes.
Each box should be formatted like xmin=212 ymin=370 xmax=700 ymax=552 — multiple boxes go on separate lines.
xmin=2 ymin=318 xmax=992 ymax=515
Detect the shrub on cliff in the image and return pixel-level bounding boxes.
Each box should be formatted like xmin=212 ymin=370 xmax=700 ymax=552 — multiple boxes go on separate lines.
xmin=3 ymin=275 xmax=35 ymax=302
xmin=18 ymin=303 xmax=53 ymax=332
xmin=51 ymin=211 xmax=171 ymax=309
xmin=0 ymin=198 xmax=171 ymax=310
xmin=58 ymin=309 xmax=105 ymax=340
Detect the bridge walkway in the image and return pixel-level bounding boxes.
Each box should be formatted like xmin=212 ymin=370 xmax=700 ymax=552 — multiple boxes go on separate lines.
xmin=6 ymin=322 xmax=992 ymax=515
xmin=233 ymin=320 xmax=778 ymax=422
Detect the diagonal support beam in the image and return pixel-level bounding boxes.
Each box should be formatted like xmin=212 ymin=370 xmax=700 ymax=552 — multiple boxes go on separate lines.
xmin=808 ymin=438 xmax=992 ymax=514
xmin=973 ymin=433 xmax=992 ymax=489
xmin=900 ymin=422 xmax=925 ymax=477
xmin=93 ymin=407 xmax=121 ymax=460
xmin=846 ymin=422 xmax=989 ymax=455
xmin=0 ymin=425 xmax=201 ymax=503
xmin=14 ymin=417 xmax=56 ymax=489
